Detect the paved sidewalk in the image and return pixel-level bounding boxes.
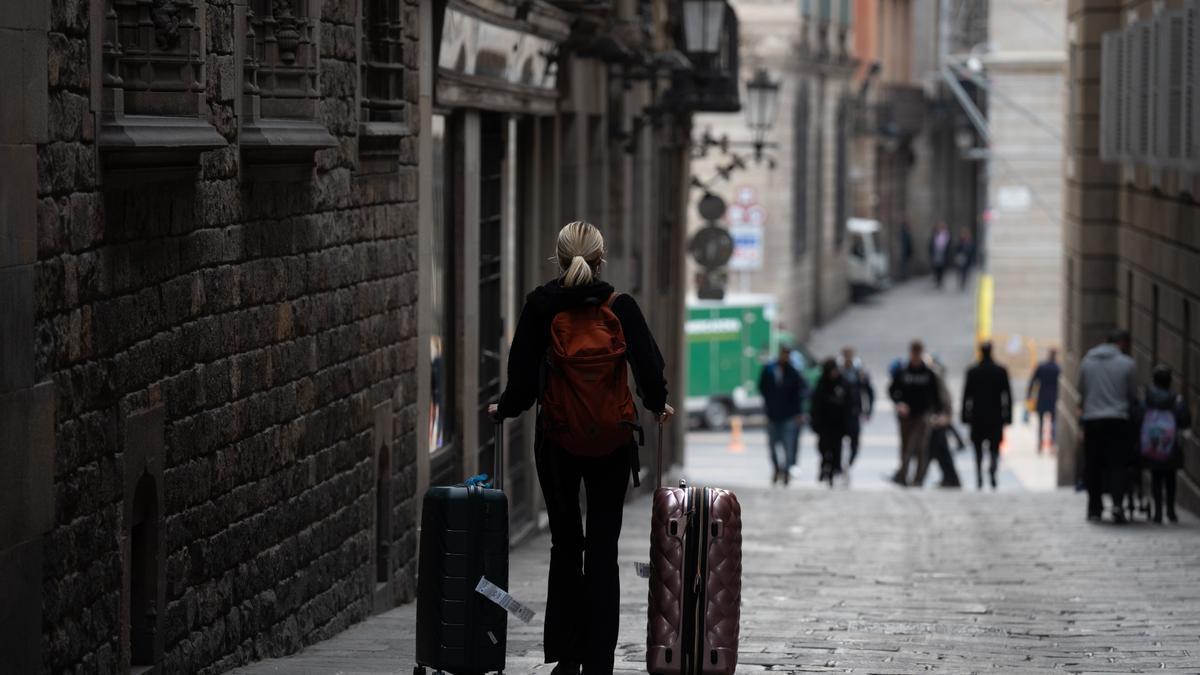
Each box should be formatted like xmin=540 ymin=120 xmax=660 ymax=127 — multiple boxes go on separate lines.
xmin=233 ymin=281 xmax=1199 ymax=674
xmin=234 ymin=488 xmax=1200 ymax=674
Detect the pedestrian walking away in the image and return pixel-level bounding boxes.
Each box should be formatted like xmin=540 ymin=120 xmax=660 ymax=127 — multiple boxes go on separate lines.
xmin=961 ymin=341 xmax=1013 ymax=490
xmin=889 ymin=340 xmax=941 ymax=486
xmin=839 ymin=347 xmax=875 ymax=477
xmin=899 ymin=221 xmax=914 ymax=280
xmin=811 ymin=358 xmax=854 ymax=487
xmin=1137 ymin=365 xmax=1192 ymax=524
xmin=488 ymin=221 xmax=674 ymax=675
xmin=917 ymin=356 xmax=960 ymax=488
xmin=1026 ymin=348 xmax=1061 ymax=453
xmin=1077 ymin=329 xmax=1138 ymax=524
xmin=929 ymin=223 xmax=952 ymax=289
xmin=953 ymin=227 xmax=976 ymax=291
xmin=759 ymin=345 xmax=809 ymax=485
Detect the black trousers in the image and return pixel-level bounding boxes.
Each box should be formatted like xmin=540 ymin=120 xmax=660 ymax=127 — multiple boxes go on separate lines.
xmin=1152 ymin=468 xmax=1178 ymax=518
xmin=972 ymin=429 xmax=1001 ymax=487
xmin=536 ymin=438 xmax=630 ymax=671
xmin=847 ymin=421 xmax=861 ymax=465
xmin=818 ymin=433 xmax=844 ymax=482
xmin=929 ymin=431 xmax=961 ymax=486
xmin=1084 ymin=418 xmax=1131 ymax=517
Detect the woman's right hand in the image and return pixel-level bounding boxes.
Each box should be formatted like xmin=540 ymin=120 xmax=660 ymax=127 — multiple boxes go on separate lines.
xmin=658 ymin=404 xmax=675 ymax=425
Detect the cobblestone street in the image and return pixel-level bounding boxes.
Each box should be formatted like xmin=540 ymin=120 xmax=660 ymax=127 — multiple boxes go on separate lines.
xmin=236 ymin=282 xmax=1200 ymax=674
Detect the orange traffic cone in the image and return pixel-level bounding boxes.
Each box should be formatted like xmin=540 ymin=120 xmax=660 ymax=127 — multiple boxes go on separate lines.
xmin=728 ymin=416 xmax=745 ymax=454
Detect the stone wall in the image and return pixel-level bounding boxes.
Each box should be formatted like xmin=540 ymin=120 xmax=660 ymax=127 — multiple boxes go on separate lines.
xmin=26 ymin=0 xmax=421 ymax=672
xmin=1061 ymin=0 xmax=1200 ymax=510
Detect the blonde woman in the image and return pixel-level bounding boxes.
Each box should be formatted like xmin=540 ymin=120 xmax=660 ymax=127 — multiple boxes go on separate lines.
xmin=489 ymin=221 xmax=673 ymax=675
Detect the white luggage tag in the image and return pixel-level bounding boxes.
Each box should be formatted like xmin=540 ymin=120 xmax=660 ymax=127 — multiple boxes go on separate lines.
xmin=475 ymin=577 xmax=536 ymax=623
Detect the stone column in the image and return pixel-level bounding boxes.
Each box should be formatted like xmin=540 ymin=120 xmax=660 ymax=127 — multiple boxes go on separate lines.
xmin=0 ymin=1 xmax=54 ymax=672
xmin=1059 ymin=0 xmax=1122 ymax=486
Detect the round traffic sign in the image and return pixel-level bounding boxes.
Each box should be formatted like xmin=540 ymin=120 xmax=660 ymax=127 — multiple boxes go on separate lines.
xmin=689 ymin=224 xmax=735 ymax=268
xmin=698 ymin=193 xmax=727 ymax=222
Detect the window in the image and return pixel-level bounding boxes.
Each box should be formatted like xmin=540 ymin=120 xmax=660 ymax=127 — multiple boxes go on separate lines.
xmin=362 ymin=0 xmax=407 ymax=123
xmin=793 ymin=83 xmax=810 ymax=260
xmin=834 ymin=98 xmax=849 ymax=249
xmin=429 ymin=115 xmax=454 ymax=452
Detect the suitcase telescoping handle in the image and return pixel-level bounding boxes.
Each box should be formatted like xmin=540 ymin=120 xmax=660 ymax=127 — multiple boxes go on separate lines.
xmin=494 ymin=421 xmax=504 ymax=491
xmin=655 ymin=422 xmax=664 ymax=490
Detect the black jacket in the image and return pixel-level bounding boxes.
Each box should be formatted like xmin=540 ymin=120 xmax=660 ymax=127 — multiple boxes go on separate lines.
xmin=889 ymin=362 xmax=940 ymax=417
xmin=962 ymin=357 xmax=1013 ymax=437
xmin=810 ymin=375 xmax=854 ymax=437
xmin=758 ymin=361 xmax=808 ymax=421
xmin=495 ymin=280 xmax=667 ymax=419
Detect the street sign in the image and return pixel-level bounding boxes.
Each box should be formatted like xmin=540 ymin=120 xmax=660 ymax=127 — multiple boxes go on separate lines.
xmin=689 ymin=225 xmax=735 ymax=268
xmin=698 ymin=193 xmax=727 ymax=221
xmin=996 ymin=185 xmax=1032 ymax=212
xmin=728 ymin=225 xmax=764 ymax=270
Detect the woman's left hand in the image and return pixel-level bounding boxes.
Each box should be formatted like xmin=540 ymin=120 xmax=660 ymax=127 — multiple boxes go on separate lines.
xmin=658 ymin=404 xmax=675 ymax=425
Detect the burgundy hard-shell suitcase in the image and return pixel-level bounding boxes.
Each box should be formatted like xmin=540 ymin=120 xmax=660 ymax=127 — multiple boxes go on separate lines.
xmin=647 ymin=427 xmax=742 ymax=675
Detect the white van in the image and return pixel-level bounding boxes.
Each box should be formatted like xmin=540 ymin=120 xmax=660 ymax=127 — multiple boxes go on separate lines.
xmin=847 ymin=218 xmax=890 ymax=297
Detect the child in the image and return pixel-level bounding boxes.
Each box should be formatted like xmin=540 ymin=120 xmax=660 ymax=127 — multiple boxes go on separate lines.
xmin=1138 ymin=365 xmax=1192 ymax=523
xmin=811 ymin=358 xmax=853 ymax=487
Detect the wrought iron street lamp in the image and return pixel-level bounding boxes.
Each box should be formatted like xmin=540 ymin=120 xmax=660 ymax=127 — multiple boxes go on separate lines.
xmin=743 ymin=68 xmax=780 ymax=162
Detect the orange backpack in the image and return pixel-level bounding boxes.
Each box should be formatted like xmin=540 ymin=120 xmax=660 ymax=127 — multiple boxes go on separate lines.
xmin=540 ymin=292 xmax=637 ymax=456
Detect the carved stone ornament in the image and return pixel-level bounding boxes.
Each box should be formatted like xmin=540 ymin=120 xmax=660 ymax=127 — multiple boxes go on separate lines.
xmin=150 ymin=0 xmax=182 ymax=51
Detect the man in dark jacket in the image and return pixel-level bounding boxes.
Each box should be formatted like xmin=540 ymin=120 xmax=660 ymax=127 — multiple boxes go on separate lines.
xmin=1026 ymin=348 xmax=1061 ymax=453
xmin=840 ymin=347 xmax=875 ymax=470
xmin=962 ymin=341 xmax=1013 ymax=490
xmin=759 ymin=345 xmax=808 ymax=485
xmin=889 ymin=340 xmax=941 ymax=486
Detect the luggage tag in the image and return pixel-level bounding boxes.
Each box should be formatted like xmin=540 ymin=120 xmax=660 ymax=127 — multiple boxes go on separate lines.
xmin=462 ymin=473 xmax=492 ymax=488
xmin=475 ymin=577 xmax=536 ymax=623
xmin=634 ymin=561 xmax=652 ymax=579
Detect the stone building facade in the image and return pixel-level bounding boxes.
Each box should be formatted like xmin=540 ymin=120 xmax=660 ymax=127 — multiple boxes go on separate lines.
xmin=686 ymin=0 xmax=855 ymax=344
xmin=1061 ymin=0 xmax=1200 ymax=509
xmin=2 ymin=0 xmax=703 ymax=671
xmin=985 ymin=0 xmax=1065 ymax=370
xmin=3 ymin=0 xmax=422 ymax=672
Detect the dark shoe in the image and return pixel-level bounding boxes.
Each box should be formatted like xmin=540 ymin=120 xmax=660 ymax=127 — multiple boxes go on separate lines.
xmin=581 ymin=664 xmax=612 ymax=675
xmin=891 ymin=473 xmax=907 ymax=487
xmin=990 ymin=471 xmax=997 ymax=489
xmin=1111 ymin=509 xmax=1128 ymax=525
xmin=1087 ymin=512 xmax=1102 ymax=522
xmin=1168 ymin=509 xmax=1178 ymax=523
xmin=771 ymin=469 xmax=780 ymax=485
xmin=1153 ymin=512 xmax=1163 ymax=524
xmin=783 ymin=470 xmax=791 ymax=486
xmin=552 ymin=662 xmax=581 ymax=675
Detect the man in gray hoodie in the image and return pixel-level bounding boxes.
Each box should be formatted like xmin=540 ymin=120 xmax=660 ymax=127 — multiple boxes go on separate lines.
xmin=1078 ymin=329 xmax=1138 ymax=523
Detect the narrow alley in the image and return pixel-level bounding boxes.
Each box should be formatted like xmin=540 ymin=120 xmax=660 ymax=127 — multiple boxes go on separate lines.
xmin=235 ymin=282 xmax=1200 ymax=674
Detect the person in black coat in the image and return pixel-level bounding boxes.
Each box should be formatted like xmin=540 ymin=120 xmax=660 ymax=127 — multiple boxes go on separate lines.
xmin=811 ymin=358 xmax=854 ymax=487
xmin=961 ymin=341 xmax=1013 ymax=490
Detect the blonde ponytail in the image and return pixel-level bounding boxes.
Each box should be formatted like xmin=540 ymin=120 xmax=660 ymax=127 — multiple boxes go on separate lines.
xmin=556 ymin=221 xmax=605 ymax=287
